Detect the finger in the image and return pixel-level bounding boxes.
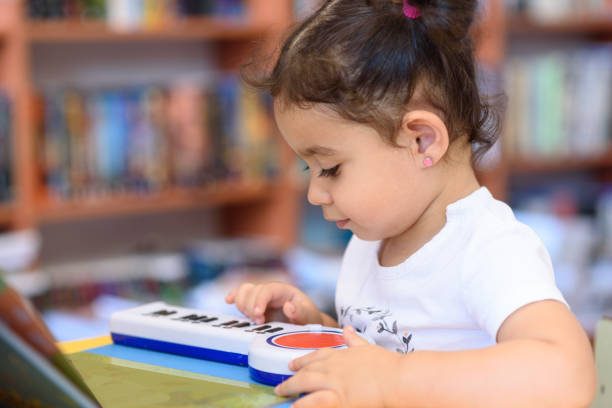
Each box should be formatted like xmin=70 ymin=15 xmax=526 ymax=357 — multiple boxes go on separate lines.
xmin=275 ymin=371 xmax=328 ymax=397
xmin=297 ymin=360 xmax=328 ymax=375
xmin=343 ymin=325 xmax=369 ymax=347
xmin=292 ymin=390 xmax=339 ymax=408
xmin=253 ymin=283 xmax=292 ymax=318
xmin=289 ymin=348 xmax=334 ymax=371
xmin=284 ymin=295 xmax=321 ymax=325
xmin=225 ymin=289 xmax=236 ymax=304
xmin=246 ymin=285 xmax=264 ymax=323
xmin=282 ymin=300 xmax=298 ymax=323
xmin=234 ymin=283 xmax=254 ymax=316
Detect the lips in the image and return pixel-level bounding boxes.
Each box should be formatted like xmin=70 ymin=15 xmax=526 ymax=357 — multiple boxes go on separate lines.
xmin=335 ymin=219 xmax=350 ymax=228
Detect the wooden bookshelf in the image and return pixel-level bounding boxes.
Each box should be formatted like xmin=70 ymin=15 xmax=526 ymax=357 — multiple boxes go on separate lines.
xmin=0 ymin=203 xmax=13 ymax=225
xmin=493 ymin=9 xmax=612 ymax=202
xmin=503 ymin=13 xmax=612 ymax=165
xmin=26 ymin=18 xmax=267 ymax=43
xmin=508 ymin=14 xmax=612 ymax=37
xmin=509 ymin=150 xmax=612 ymax=175
xmin=37 ymin=181 xmax=277 ymax=222
xmin=0 ymin=0 xmax=301 ymax=249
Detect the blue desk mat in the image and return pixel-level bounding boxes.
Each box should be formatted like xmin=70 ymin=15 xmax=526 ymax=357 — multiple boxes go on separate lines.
xmin=88 ymin=344 xmax=255 ymax=384
xmin=81 ymin=343 xmax=294 ymax=407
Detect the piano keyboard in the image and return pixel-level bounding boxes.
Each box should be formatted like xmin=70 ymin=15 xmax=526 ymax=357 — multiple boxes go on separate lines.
xmin=110 ymin=301 xmax=345 ymax=385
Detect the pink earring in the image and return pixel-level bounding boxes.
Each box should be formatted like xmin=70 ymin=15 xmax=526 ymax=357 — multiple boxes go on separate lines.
xmin=423 ymin=157 xmax=433 ymax=167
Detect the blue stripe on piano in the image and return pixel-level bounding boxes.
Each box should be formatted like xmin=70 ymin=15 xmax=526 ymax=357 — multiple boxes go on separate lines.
xmin=249 ymin=367 xmax=292 ymax=386
xmin=111 ymin=333 xmax=248 ymax=365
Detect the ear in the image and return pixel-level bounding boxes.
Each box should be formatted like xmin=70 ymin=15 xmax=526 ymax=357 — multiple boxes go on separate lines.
xmin=396 ymin=110 xmax=449 ymax=168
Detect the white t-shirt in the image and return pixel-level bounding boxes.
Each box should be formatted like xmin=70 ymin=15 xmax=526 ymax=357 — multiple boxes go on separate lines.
xmin=335 ymin=187 xmax=567 ymax=353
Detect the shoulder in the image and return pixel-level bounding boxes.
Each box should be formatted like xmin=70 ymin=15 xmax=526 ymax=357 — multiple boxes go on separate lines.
xmin=457 ymin=189 xmax=558 ymax=288
xmin=457 ymin=191 xmax=567 ymax=338
xmin=463 ymin=190 xmax=549 ymax=264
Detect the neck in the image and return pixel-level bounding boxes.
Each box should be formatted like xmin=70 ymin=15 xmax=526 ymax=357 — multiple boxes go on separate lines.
xmin=379 ymin=156 xmax=480 ymax=267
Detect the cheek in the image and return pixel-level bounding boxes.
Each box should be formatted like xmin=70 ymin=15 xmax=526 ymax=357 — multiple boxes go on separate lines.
xmin=356 ymin=168 xmax=419 ymax=226
xmin=334 ymin=177 xmax=393 ymax=221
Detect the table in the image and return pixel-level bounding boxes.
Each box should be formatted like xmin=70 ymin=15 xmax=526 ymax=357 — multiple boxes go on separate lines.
xmin=60 ymin=336 xmax=294 ymax=408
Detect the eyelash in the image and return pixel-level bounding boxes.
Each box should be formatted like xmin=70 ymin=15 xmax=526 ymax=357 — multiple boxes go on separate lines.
xmin=303 ymin=164 xmax=341 ymax=178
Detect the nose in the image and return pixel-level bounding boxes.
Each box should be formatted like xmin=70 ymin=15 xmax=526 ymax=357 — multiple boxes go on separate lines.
xmin=307 ymin=178 xmax=332 ymax=206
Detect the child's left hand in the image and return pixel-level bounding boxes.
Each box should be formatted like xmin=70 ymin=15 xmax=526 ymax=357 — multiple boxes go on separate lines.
xmin=275 ymin=326 xmax=403 ymax=408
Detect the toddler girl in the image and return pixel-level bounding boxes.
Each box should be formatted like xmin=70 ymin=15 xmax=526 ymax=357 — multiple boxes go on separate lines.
xmin=226 ymin=0 xmax=597 ymax=406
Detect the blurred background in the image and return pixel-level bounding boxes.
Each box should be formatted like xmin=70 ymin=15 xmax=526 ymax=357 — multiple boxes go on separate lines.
xmin=0 ymin=0 xmax=610 ymax=343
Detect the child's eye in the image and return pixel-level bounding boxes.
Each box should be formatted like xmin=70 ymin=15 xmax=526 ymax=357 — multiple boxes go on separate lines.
xmin=319 ymin=164 xmax=340 ymax=178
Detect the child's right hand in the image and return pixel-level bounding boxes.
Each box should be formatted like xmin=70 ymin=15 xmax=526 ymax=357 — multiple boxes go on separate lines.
xmin=225 ymin=282 xmax=323 ymax=326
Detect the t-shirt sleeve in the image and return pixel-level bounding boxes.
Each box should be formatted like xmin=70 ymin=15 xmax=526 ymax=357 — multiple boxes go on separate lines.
xmin=461 ymin=226 xmax=568 ymax=341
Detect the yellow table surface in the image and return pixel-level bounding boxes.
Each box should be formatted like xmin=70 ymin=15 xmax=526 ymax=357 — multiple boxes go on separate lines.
xmin=58 ymin=335 xmax=112 ymax=354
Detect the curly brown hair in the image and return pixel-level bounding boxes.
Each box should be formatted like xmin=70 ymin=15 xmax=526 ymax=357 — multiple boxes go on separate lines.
xmin=243 ymin=0 xmax=501 ymax=163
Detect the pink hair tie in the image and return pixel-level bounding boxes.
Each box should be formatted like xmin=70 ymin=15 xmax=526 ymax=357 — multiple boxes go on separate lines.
xmin=402 ymin=0 xmax=420 ymax=19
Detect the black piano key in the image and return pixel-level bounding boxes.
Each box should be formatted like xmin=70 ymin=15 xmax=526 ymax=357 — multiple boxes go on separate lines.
xmin=147 ymin=309 xmax=177 ymax=316
xmin=213 ymin=320 xmax=239 ymax=327
xmin=227 ymin=322 xmax=250 ymax=328
xmin=246 ymin=325 xmax=272 ymax=332
xmin=191 ymin=316 xmax=211 ymax=323
xmin=264 ymin=327 xmax=284 ymax=333
xmin=175 ymin=314 xmax=207 ymax=321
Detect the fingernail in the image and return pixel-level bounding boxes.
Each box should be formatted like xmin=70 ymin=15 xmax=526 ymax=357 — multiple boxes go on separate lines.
xmin=254 ymin=306 xmax=261 ymax=315
xmin=274 ymin=385 xmax=280 ymax=394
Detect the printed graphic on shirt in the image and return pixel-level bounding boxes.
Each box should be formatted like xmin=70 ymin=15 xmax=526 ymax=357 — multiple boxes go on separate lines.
xmin=339 ymin=305 xmax=414 ymax=354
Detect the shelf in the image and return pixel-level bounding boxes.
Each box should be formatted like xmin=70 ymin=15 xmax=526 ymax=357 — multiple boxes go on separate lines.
xmin=0 ymin=203 xmax=13 ymax=225
xmin=508 ymin=150 xmax=612 ymax=174
xmin=36 ymin=180 xmax=276 ymax=222
xmin=26 ymin=17 xmax=266 ymax=43
xmin=508 ymin=14 xmax=612 ymax=36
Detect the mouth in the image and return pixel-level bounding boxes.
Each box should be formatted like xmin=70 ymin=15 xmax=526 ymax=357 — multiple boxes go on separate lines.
xmin=335 ymin=219 xmax=350 ymax=228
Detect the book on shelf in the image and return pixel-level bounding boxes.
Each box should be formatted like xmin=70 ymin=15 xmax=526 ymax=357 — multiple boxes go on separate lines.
xmin=36 ymin=76 xmax=279 ymax=201
xmin=28 ymin=0 xmax=246 ymax=29
xmin=505 ymin=0 xmax=612 ymax=21
xmin=28 ymin=0 xmax=106 ymax=19
xmin=503 ymin=45 xmax=612 ymax=161
xmin=0 ymin=91 xmax=12 ymax=204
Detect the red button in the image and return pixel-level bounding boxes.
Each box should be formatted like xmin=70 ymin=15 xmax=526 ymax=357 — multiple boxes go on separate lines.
xmin=273 ymin=332 xmax=345 ymax=349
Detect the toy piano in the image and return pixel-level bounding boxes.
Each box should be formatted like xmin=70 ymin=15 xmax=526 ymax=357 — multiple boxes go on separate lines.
xmin=110 ymin=301 xmax=346 ymax=386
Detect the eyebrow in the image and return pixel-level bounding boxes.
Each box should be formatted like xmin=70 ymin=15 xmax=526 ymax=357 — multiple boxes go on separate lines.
xmin=298 ymin=145 xmax=338 ymax=157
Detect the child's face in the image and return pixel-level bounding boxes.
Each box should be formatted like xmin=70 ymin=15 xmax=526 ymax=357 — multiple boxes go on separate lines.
xmin=274 ymin=102 xmax=432 ymax=241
